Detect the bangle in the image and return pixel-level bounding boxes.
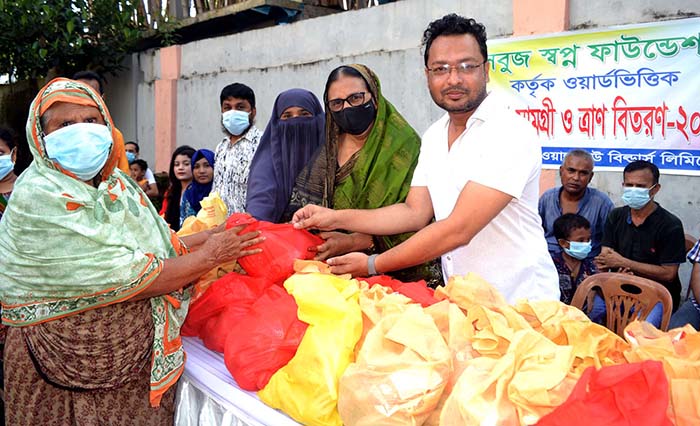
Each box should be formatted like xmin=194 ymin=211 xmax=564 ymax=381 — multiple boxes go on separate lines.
xmin=367 ymin=254 xmax=379 ymax=276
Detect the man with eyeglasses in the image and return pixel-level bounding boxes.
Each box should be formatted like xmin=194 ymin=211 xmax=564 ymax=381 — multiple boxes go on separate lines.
xmin=292 ymin=14 xmax=559 ymax=303
xmin=596 ymin=160 xmax=686 ymax=312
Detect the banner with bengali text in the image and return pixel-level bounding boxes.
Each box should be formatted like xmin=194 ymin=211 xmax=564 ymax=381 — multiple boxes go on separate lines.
xmin=487 ymin=18 xmax=700 ymax=175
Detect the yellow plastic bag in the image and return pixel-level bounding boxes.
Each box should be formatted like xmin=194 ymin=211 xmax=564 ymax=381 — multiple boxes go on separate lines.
xmin=337 ymin=304 xmax=452 ymax=426
xmin=440 ymin=329 xmax=578 ymax=426
xmin=423 ymin=300 xmax=477 ymax=426
xmin=258 ymin=273 xmax=363 ymax=426
xmin=176 ymin=191 xmax=228 ymax=236
xmin=624 ymin=322 xmax=700 ymax=426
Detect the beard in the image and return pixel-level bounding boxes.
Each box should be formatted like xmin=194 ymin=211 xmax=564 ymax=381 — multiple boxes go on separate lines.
xmin=431 ymin=83 xmax=488 ymax=114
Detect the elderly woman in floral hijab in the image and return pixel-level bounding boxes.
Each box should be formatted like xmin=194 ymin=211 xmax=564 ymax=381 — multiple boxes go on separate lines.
xmin=0 ymin=78 xmax=262 ymax=425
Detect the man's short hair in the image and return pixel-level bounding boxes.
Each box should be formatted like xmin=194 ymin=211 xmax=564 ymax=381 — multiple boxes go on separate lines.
xmin=220 ymin=83 xmax=255 ymax=109
xmin=421 ymin=14 xmax=488 ymax=67
xmin=563 ymin=149 xmax=594 ymax=166
xmin=72 ymin=70 xmax=105 ymax=95
xmin=131 ymin=158 xmax=148 ymax=171
xmin=553 ymin=213 xmax=591 ymax=241
xmin=624 ymin=160 xmax=660 ymax=185
xmin=125 ymin=141 xmax=140 ymax=153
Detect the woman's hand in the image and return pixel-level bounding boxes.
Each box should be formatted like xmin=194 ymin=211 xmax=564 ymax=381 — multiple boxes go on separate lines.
xmin=200 ymin=225 xmax=264 ymax=265
xmin=292 ymin=204 xmax=338 ymax=231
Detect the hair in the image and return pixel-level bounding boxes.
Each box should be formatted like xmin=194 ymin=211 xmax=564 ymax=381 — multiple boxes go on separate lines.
xmin=323 ymin=66 xmax=369 ymax=102
xmin=553 ymin=213 xmax=591 ymax=241
xmin=125 ymin=141 xmax=140 ymax=153
xmin=623 ymin=160 xmax=660 ymax=185
xmin=72 ymin=70 xmax=105 ymax=95
xmin=220 ymin=83 xmax=255 ymax=109
xmin=0 ymin=126 xmax=16 ymax=150
xmin=131 ymin=158 xmax=148 ymax=172
xmin=421 ymin=14 xmax=488 ymax=67
xmin=564 ymin=149 xmax=594 ymax=166
xmin=164 ymin=145 xmax=196 ymax=231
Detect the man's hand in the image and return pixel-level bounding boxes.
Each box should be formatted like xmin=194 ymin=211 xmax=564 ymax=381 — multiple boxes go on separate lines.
xmin=313 ymin=232 xmax=369 ymax=261
xmin=595 ymin=246 xmax=627 ymax=271
xmin=292 ymin=204 xmax=338 ymax=231
xmin=327 ymin=252 xmax=369 ymax=276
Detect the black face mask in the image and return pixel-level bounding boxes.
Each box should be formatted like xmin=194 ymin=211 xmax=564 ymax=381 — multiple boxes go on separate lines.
xmin=331 ymin=100 xmax=377 ymax=135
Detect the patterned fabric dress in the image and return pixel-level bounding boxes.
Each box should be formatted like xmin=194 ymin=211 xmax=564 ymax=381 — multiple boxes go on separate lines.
xmin=0 ymin=78 xmax=190 ymax=424
xmin=212 ymin=126 xmax=262 ymax=215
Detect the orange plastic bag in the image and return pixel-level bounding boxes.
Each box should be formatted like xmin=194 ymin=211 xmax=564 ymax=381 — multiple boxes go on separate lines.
xmin=226 ymin=213 xmax=323 ymax=284
xmin=224 ymin=285 xmax=308 ymax=391
xmin=181 ymin=273 xmax=269 ymax=351
xmin=536 ymin=360 xmax=672 ymax=426
xmin=360 ymin=275 xmax=438 ymax=307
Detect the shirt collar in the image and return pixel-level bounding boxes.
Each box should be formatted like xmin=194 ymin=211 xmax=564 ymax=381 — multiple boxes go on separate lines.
xmin=222 ymin=125 xmax=259 ymax=144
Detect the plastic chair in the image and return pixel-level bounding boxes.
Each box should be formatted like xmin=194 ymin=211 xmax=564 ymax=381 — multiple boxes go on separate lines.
xmin=571 ymin=272 xmax=673 ymax=335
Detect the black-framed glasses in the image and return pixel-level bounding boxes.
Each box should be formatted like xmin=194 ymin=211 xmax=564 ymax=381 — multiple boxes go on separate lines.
xmin=327 ymin=92 xmax=367 ymax=112
xmin=426 ymin=61 xmax=487 ymax=78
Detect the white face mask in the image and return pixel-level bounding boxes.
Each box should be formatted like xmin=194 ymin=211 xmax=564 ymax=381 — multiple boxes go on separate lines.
xmin=43 ymin=123 xmax=113 ymax=181
xmin=0 ymin=151 xmax=14 ymax=180
xmin=222 ymin=110 xmax=250 ymax=136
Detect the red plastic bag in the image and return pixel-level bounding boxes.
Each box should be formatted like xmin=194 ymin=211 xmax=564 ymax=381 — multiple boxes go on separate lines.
xmin=224 ymin=284 xmax=308 ymax=391
xmin=181 ymin=273 xmax=269 ymax=349
xmin=361 ymin=275 xmax=438 ymax=307
xmin=226 ymin=213 xmax=323 ymax=284
xmin=536 ymin=360 xmax=672 ymax=426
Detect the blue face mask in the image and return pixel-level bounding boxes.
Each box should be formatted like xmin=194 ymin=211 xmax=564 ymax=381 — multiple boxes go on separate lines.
xmin=621 ymin=185 xmax=655 ymax=210
xmin=222 ymin=110 xmax=250 ymax=136
xmin=43 ymin=123 xmax=113 ymax=181
xmin=126 ymin=151 xmax=136 ymax=163
xmin=0 ymin=152 xmax=14 ymax=180
xmin=564 ymin=241 xmax=592 ymax=260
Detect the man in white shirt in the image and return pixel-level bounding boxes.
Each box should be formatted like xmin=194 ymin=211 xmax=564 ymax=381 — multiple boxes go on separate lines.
xmin=212 ymin=83 xmax=262 ymax=215
xmin=292 ymin=14 xmax=559 ymax=303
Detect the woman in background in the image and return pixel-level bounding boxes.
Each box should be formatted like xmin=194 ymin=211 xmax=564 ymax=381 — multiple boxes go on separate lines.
xmin=246 ymin=88 xmax=325 ymax=223
xmin=160 ymin=145 xmax=195 ymax=231
xmin=0 ymin=127 xmax=18 ymax=221
xmin=182 ymin=148 xmax=215 ymax=219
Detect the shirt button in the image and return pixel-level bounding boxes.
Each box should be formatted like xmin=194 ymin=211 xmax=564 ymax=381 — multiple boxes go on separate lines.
xmin=446 ymin=255 xmax=452 ymax=261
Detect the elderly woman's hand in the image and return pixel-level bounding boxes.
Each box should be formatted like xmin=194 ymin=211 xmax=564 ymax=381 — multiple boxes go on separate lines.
xmin=200 ymin=225 xmax=264 ymax=265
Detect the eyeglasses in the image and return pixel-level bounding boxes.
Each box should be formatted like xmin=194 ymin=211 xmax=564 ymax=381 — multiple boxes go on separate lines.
xmin=426 ymin=61 xmax=487 ymax=78
xmin=327 ymin=92 xmax=368 ymax=112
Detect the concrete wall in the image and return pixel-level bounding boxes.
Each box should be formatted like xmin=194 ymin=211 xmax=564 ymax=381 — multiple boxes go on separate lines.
xmin=107 ymin=0 xmax=700 ymax=282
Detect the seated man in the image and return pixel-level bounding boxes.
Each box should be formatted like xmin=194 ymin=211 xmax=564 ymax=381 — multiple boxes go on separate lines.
xmin=669 ymin=239 xmax=700 ymax=330
xmin=595 ymin=160 xmax=686 ymax=315
xmin=539 ymin=149 xmax=613 ymax=259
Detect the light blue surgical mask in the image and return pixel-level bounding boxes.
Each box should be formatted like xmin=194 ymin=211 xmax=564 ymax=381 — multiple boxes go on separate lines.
xmin=222 ymin=110 xmax=250 ymax=136
xmin=0 ymin=152 xmax=14 ymax=180
xmin=564 ymin=241 xmax=592 ymax=260
xmin=43 ymin=122 xmax=113 ymax=181
xmin=126 ymin=151 xmax=136 ymax=163
xmin=621 ymin=185 xmax=656 ymax=210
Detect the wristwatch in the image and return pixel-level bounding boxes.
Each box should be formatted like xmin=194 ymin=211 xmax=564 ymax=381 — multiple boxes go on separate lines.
xmin=367 ymin=254 xmax=379 ymax=276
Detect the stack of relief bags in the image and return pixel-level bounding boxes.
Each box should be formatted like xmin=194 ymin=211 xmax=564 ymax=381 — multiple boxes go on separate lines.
xmin=180 ymin=202 xmax=700 ymax=425
xmin=257 ymin=272 xmax=700 ymax=426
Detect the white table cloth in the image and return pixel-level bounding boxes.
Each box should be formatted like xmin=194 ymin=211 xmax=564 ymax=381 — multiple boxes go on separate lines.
xmin=174 ymin=336 xmax=299 ymax=426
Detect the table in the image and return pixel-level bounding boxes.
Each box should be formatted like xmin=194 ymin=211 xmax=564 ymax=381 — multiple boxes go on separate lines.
xmin=174 ymin=336 xmax=299 ymax=426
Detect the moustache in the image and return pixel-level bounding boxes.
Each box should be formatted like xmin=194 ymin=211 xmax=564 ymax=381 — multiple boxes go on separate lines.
xmin=441 ymin=86 xmax=469 ymax=96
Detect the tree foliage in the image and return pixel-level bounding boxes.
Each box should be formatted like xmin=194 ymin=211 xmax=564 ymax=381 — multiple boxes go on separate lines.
xmin=0 ymin=0 xmax=146 ymax=81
